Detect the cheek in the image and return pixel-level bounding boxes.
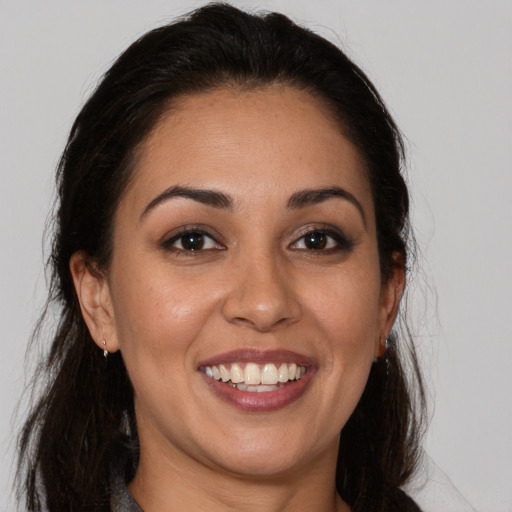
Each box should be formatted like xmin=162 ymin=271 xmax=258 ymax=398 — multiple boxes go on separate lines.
xmin=302 ymin=266 xmax=382 ymax=340
xmin=107 ymin=264 xmax=220 ymax=432
xmin=294 ymin=270 xmax=381 ymax=447
xmin=299 ymin=263 xmax=381 ymax=400
xmin=109 ymin=259 xmax=221 ymax=367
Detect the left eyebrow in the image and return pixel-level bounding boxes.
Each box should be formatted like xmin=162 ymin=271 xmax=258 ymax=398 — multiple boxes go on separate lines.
xmin=287 ymin=186 xmax=367 ymax=228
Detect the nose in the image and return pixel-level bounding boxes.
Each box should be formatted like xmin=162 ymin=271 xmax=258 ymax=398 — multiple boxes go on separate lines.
xmin=222 ymin=254 xmax=302 ymax=332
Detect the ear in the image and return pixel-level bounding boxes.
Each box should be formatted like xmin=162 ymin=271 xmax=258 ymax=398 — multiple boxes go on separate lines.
xmin=375 ymin=253 xmax=405 ymax=358
xmin=69 ymin=251 xmax=120 ymax=354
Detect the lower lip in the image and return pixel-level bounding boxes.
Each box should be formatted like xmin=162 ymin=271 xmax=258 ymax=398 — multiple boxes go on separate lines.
xmin=200 ymin=370 xmax=314 ymax=412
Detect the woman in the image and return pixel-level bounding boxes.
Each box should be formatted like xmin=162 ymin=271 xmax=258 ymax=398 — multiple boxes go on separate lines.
xmin=17 ymin=4 xmax=426 ymax=511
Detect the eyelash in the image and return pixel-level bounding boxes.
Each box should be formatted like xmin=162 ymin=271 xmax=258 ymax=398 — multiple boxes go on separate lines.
xmin=162 ymin=225 xmax=354 ymax=255
xmin=162 ymin=228 xmax=225 ymax=254
xmin=290 ymin=226 xmax=355 ymax=253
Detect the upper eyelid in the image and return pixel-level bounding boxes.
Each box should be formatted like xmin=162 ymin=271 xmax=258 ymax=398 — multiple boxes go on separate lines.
xmin=163 ymin=225 xmax=224 ymax=244
xmin=289 ymin=225 xmax=354 ymax=249
xmin=160 ymin=232 xmax=223 ymax=255
xmin=291 ymin=224 xmax=347 ymax=240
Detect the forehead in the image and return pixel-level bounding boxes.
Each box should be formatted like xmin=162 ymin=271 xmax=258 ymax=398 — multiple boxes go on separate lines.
xmin=123 ymin=86 xmax=373 ymax=217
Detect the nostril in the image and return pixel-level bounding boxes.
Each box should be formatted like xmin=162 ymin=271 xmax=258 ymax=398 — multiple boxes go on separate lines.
xmin=222 ymin=292 xmax=302 ymax=331
xmin=221 ymin=259 xmax=302 ymax=331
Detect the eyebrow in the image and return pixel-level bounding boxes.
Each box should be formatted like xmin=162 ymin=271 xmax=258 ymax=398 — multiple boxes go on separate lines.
xmin=287 ymin=186 xmax=367 ymax=227
xmin=140 ymin=184 xmax=366 ymax=227
xmin=140 ymin=185 xmax=233 ymax=220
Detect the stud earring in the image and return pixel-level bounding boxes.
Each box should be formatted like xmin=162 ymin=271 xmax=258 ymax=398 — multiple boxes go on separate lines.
xmin=102 ymin=340 xmax=108 ymax=359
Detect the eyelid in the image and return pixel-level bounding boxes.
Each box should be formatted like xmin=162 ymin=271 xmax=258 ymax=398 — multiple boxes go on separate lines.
xmin=162 ymin=225 xmax=226 ymax=252
xmin=289 ymin=224 xmax=355 ymax=252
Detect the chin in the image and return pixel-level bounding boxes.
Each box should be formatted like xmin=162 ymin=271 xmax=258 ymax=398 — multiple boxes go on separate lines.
xmin=214 ymin=450 xmax=310 ymax=480
xmin=200 ymin=427 xmax=334 ymax=479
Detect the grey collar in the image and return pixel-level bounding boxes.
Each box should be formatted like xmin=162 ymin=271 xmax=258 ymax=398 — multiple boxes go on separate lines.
xmin=110 ymin=475 xmax=143 ymax=512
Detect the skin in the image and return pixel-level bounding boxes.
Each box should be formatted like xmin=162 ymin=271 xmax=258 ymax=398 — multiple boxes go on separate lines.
xmin=71 ymin=86 xmax=404 ymax=512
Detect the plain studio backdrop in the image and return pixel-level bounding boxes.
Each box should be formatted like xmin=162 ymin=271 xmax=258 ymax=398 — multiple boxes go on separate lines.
xmin=1 ymin=1 xmax=511 ymax=511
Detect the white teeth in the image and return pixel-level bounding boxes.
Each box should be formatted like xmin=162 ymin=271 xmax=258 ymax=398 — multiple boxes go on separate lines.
xmin=244 ymin=363 xmax=261 ymax=384
xmin=204 ymin=362 xmax=307 ymax=387
xmin=261 ymin=363 xmax=278 ymax=385
xmin=236 ymin=383 xmax=281 ymax=392
xmin=277 ymin=363 xmax=289 ymax=383
xmin=230 ymin=363 xmax=244 ymax=384
xmin=219 ymin=364 xmax=230 ymax=382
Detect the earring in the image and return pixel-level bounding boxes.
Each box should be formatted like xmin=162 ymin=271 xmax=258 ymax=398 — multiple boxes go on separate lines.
xmin=385 ymin=338 xmax=390 ymax=377
xmin=102 ymin=340 xmax=108 ymax=359
xmin=374 ymin=336 xmax=387 ymax=364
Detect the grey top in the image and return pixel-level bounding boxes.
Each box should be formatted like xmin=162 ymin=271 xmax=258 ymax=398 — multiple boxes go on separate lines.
xmin=110 ymin=477 xmax=143 ymax=512
xmin=109 ymin=476 xmax=423 ymax=512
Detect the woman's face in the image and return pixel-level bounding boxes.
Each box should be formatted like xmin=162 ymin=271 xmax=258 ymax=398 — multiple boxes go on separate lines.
xmin=82 ymin=86 xmax=402 ymax=479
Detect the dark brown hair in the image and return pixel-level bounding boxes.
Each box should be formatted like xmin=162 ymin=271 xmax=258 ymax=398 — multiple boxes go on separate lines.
xmin=17 ymin=4 xmax=426 ymax=511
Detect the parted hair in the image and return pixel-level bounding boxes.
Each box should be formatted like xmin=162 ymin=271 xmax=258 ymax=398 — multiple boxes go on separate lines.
xmin=17 ymin=3 xmax=426 ymax=511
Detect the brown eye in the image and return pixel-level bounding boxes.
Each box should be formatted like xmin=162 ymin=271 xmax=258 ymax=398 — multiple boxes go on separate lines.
xmin=164 ymin=230 xmax=223 ymax=252
xmin=180 ymin=232 xmax=206 ymax=250
xmin=304 ymin=231 xmax=327 ymax=250
xmin=290 ymin=227 xmax=355 ymax=252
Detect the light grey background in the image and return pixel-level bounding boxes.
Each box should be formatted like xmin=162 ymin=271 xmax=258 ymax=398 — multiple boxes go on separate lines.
xmin=1 ymin=1 xmax=511 ymax=511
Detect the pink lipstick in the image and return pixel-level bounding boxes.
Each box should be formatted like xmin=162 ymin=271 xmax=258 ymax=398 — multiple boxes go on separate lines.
xmin=198 ymin=348 xmax=316 ymax=412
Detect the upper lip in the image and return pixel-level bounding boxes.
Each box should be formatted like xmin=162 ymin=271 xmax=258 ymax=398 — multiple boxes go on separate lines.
xmin=197 ymin=348 xmax=315 ymax=368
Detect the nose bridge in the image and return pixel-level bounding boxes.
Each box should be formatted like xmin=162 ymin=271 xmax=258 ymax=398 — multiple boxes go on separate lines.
xmin=222 ymin=246 xmax=301 ymax=331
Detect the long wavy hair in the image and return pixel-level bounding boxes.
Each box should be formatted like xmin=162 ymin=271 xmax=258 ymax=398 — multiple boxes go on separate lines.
xmin=17 ymin=4 xmax=426 ymax=511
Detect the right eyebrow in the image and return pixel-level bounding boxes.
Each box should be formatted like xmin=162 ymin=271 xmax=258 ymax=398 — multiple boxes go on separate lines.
xmin=140 ymin=185 xmax=233 ymax=221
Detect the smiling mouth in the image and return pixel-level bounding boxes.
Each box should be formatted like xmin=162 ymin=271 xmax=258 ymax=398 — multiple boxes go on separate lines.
xmin=203 ymin=362 xmax=308 ymax=392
